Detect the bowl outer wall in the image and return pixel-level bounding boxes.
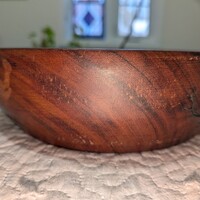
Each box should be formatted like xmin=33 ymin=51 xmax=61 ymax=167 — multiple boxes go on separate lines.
xmin=0 ymin=49 xmax=200 ymax=153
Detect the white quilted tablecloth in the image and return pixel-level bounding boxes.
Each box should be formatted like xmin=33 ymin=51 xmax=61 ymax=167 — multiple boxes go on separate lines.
xmin=0 ymin=109 xmax=200 ymax=200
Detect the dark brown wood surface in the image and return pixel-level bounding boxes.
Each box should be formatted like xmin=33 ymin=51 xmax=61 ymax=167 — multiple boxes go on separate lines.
xmin=0 ymin=49 xmax=200 ymax=153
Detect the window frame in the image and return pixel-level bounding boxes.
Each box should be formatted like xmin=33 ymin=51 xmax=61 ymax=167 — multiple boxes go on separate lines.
xmin=64 ymin=0 xmax=165 ymax=49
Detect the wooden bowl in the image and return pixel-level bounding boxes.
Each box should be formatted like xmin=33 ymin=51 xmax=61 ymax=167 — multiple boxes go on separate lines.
xmin=0 ymin=49 xmax=200 ymax=153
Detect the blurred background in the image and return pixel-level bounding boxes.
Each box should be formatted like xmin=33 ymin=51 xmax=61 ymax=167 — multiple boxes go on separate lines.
xmin=0 ymin=0 xmax=200 ymax=50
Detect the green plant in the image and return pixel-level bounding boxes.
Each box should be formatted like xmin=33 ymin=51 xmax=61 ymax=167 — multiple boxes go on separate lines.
xmin=68 ymin=34 xmax=82 ymax=48
xmin=29 ymin=26 xmax=56 ymax=48
xmin=29 ymin=26 xmax=82 ymax=48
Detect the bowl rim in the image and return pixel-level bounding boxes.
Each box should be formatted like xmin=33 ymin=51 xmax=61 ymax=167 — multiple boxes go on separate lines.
xmin=0 ymin=48 xmax=199 ymax=53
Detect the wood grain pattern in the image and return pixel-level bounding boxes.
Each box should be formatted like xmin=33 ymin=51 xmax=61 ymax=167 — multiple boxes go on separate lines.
xmin=0 ymin=49 xmax=200 ymax=153
xmin=0 ymin=58 xmax=12 ymax=101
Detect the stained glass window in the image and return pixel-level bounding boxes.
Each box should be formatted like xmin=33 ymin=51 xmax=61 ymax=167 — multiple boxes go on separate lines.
xmin=73 ymin=0 xmax=105 ymax=38
xmin=118 ymin=0 xmax=151 ymax=37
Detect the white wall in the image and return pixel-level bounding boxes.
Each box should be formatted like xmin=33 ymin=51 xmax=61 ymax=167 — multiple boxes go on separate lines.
xmin=0 ymin=0 xmax=200 ymax=50
xmin=0 ymin=0 xmax=66 ymax=47
xmin=161 ymin=0 xmax=200 ymax=51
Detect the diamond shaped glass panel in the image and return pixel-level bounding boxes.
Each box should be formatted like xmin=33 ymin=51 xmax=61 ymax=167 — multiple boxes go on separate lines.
xmin=84 ymin=12 xmax=94 ymax=26
xmin=73 ymin=0 xmax=105 ymax=38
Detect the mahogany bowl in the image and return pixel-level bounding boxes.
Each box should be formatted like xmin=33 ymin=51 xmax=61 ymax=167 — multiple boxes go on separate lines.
xmin=0 ymin=49 xmax=200 ymax=153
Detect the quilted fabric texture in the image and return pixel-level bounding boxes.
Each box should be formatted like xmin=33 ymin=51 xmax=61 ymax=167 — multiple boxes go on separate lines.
xmin=0 ymin=109 xmax=200 ymax=200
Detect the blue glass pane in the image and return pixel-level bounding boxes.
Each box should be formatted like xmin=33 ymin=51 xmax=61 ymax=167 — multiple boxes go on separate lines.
xmin=73 ymin=0 xmax=105 ymax=38
xmin=118 ymin=0 xmax=151 ymax=37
